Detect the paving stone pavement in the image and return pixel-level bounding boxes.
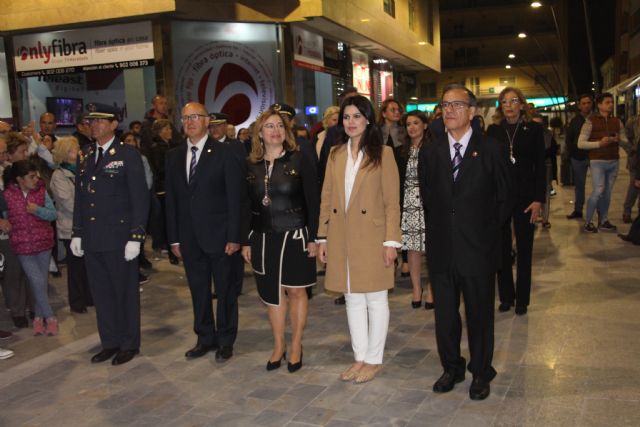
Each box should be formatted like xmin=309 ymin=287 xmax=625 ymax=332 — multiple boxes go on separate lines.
xmin=1 ymin=163 xmax=639 ymax=426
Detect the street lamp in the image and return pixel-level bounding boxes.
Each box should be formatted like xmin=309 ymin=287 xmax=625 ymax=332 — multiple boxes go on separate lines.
xmin=529 ymin=1 xmax=578 ymax=99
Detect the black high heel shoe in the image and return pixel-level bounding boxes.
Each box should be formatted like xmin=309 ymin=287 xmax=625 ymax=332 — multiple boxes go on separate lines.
xmin=288 ymin=348 xmax=303 ymax=373
xmin=411 ymin=289 xmax=423 ymax=309
xmin=266 ymin=351 xmax=286 ymax=371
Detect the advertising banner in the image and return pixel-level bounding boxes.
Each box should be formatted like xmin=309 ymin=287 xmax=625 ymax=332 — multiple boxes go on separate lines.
xmin=351 ymin=48 xmax=371 ymax=98
xmin=13 ymin=22 xmax=154 ymax=77
xmin=172 ymin=21 xmax=278 ymax=130
xmin=292 ymin=26 xmax=324 ymax=72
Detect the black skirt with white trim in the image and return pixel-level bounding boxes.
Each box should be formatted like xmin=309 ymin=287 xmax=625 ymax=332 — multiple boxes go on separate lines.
xmin=249 ymin=226 xmax=316 ymax=306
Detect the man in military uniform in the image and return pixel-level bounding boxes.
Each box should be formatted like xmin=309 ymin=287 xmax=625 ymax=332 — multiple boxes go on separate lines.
xmin=70 ymin=104 xmax=150 ymax=366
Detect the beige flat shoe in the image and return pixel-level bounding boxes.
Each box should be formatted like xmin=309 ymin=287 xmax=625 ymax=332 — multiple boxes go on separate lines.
xmin=354 ymin=364 xmax=383 ymax=384
xmin=340 ymin=362 xmax=364 ymax=381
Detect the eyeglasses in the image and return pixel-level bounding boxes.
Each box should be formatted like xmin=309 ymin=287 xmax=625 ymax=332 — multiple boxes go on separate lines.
xmin=501 ymin=97 xmax=521 ymax=106
xmin=262 ymin=123 xmax=285 ymax=130
xmin=441 ymin=101 xmax=471 ymax=110
xmin=180 ymin=114 xmax=208 ymax=122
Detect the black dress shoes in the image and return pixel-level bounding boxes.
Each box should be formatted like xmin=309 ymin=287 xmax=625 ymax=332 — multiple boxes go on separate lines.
xmin=566 ymin=211 xmax=583 ymax=219
xmin=169 ymin=252 xmax=179 ymax=265
xmin=12 ymin=316 xmax=28 ymax=328
xmin=469 ymin=377 xmax=490 ymax=400
xmin=112 ymin=349 xmax=139 ymax=366
xmin=334 ymin=295 xmax=345 ymax=305
xmin=266 ymin=351 xmax=286 ymax=371
xmin=287 ymin=351 xmax=303 ymax=373
xmin=215 ymin=346 xmax=233 ymax=362
xmin=70 ymin=307 xmax=88 ymax=314
xmin=91 ymin=348 xmax=119 ymax=363
xmin=424 ymin=301 xmax=435 ymax=310
xmin=433 ymin=371 xmax=465 ymax=393
xmin=515 ymin=306 xmax=527 ymax=315
xmin=618 ymin=233 xmax=631 ymax=242
xmin=498 ymin=303 xmax=512 ymax=312
xmin=185 ymin=343 xmax=215 ymax=359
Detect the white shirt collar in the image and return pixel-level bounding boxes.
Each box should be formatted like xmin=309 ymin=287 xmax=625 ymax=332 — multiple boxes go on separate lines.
xmin=188 ymin=134 xmax=208 ymax=151
xmin=447 ymin=127 xmax=473 ymax=159
xmin=96 ymin=136 xmax=116 ymax=157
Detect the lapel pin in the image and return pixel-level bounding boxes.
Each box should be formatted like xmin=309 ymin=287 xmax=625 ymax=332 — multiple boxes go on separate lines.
xmin=207 ymin=148 xmax=212 ymax=153
xmin=472 ymin=151 xmax=478 ymax=157
xmin=109 ymin=148 xmax=116 ymax=155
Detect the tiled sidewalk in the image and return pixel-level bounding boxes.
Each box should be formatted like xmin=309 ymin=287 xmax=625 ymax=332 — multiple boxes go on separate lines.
xmin=1 ymin=166 xmax=639 ymax=426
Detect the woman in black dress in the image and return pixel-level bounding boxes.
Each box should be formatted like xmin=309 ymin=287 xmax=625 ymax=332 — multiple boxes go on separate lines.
xmin=242 ymin=107 xmax=319 ymax=372
xmin=487 ymin=87 xmax=546 ymax=316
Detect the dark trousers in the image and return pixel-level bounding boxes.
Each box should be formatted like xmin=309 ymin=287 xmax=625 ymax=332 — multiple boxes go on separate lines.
xmin=497 ymin=209 xmax=535 ymax=307
xmin=150 ymin=193 xmax=167 ymax=250
xmin=431 ymin=268 xmax=496 ymax=381
xmin=229 ymin=251 xmax=244 ymax=295
xmin=84 ymin=250 xmax=140 ymax=350
xmin=181 ymin=244 xmax=239 ymax=347
xmin=0 ymin=238 xmax=31 ymax=316
xmin=62 ymin=239 xmax=93 ymax=311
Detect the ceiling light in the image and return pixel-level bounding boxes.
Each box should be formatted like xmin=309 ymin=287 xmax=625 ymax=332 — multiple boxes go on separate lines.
xmin=360 ymin=19 xmax=370 ymax=22
xmin=531 ymin=2 xmax=542 ymax=8
xmin=508 ymin=53 xmax=516 ymax=59
xmin=518 ymin=32 xmax=527 ymax=38
xmin=418 ymin=41 xmax=427 ymax=45
xmin=505 ymin=65 xmax=512 ymax=69
xmin=410 ymin=97 xmax=418 ymax=100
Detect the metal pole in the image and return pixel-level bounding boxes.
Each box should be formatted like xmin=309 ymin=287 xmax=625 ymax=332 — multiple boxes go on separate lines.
xmin=582 ymin=0 xmax=600 ymax=95
xmin=549 ymin=4 xmax=578 ymax=99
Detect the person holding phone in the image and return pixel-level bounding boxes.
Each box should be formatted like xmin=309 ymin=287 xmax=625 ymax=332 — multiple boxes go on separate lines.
xmin=578 ymin=93 xmax=629 ymax=233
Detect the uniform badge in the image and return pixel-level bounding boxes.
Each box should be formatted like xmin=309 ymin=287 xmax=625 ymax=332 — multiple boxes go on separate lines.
xmin=471 ymin=151 xmax=478 ymax=157
xmin=109 ymin=148 xmax=116 ymax=155
xmin=207 ymin=149 xmax=212 ymax=153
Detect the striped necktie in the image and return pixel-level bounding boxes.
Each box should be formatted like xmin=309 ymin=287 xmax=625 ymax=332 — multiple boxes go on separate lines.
xmin=189 ymin=146 xmax=198 ymax=182
xmin=452 ymin=142 xmax=462 ymax=181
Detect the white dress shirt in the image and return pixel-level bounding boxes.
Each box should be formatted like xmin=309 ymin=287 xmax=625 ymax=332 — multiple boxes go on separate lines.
xmin=96 ymin=137 xmax=115 ymax=163
xmin=185 ymin=134 xmax=208 ymax=181
xmin=447 ymin=126 xmax=473 ymax=160
xmin=345 ymin=138 xmax=364 ymax=210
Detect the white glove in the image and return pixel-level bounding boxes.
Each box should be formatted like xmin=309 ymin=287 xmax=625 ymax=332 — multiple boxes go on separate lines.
xmin=124 ymin=241 xmax=141 ymax=261
xmin=70 ymin=237 xmax=84 ymax=257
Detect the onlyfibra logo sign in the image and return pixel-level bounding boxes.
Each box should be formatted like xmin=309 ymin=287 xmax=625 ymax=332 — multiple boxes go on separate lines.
xmin=14 ymin=22 xmax=154 ymax=77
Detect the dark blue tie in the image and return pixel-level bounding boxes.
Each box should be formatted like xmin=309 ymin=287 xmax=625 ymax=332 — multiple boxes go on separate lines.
xmin=96 ymin=146 xmax=103 ymax=165
xmin=189 ymin=146 xmax=198 ymax=182
xmin=452 ymin=142 xmax=462 ymax=181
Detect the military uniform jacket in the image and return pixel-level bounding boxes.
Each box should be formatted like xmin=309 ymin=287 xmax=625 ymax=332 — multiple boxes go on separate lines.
xmin=72 ymin=140 xmax=150 ymax=252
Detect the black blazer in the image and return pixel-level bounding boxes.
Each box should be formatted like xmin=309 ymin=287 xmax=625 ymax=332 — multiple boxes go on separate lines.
xmin=418 ymin=130 xmax=511 ymax=276
xmin=164 ymin=136 xmax=245 ymax=255
xmin=486 ymin=120 xmax=546 ymax=207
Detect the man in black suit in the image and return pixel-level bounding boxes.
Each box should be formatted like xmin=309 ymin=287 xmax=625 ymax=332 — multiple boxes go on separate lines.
xmin=165 ymin=102 xmax=244 ymax=362
xmin=208 ymin=112 xmax=247 ymax=296
xmin=418 ymin=84 xmax=511 ymax=400
xmin=71 ymin=104 xmax=150 ymax=366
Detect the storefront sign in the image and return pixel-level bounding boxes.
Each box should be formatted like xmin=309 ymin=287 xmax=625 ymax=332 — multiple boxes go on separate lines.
xmin=351 ymin=49 xmax=371 ymax=98
xmin=172 ymin=22 xmax=278 ymax=130
xmin=293 ymin=27 xmax=324 ymax=72
xmin=13 ymin=22 xmax=154 ymax=77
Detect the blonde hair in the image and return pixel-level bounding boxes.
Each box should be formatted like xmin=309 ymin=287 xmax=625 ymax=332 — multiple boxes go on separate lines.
xmin=322 ymin=106 xmax=340 ymax=128
xmin=52 ymin=136 xmax=79 ymax=164
xmin=249 ymin=108 xmax=298 ymax=163
xmin=495 ymin=86 xmax=532 ymax=121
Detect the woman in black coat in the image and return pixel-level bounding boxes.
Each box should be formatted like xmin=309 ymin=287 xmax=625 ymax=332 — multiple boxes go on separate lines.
xmin=486 ymin=87 xmax=546 ymax=316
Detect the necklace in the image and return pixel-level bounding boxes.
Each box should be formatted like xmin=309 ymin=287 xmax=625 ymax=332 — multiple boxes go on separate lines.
xmin=261 ymin=150 xmax=285 ymax=207
xmin=504 ymin=120 xmax=520 ymax=164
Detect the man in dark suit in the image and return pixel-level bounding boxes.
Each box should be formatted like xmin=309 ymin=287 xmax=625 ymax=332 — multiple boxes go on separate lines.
xmin=418 ymin=84 xmax=511 ymax=400
xmin=71 ymin=104 xmax=150 ymax=366
xmin=208 ymin=112 xmax=247 ymax=296
xmin=165 ymin=102 xmax=244 ymax=362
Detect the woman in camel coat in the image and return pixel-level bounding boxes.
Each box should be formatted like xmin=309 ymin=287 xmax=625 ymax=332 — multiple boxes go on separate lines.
xmin=318 ymin=95 xmax=401 ymax=384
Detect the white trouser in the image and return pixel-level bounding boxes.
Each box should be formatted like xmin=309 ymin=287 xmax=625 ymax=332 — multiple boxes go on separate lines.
xmin=344 ymin=290 xmax=389 ymax=364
